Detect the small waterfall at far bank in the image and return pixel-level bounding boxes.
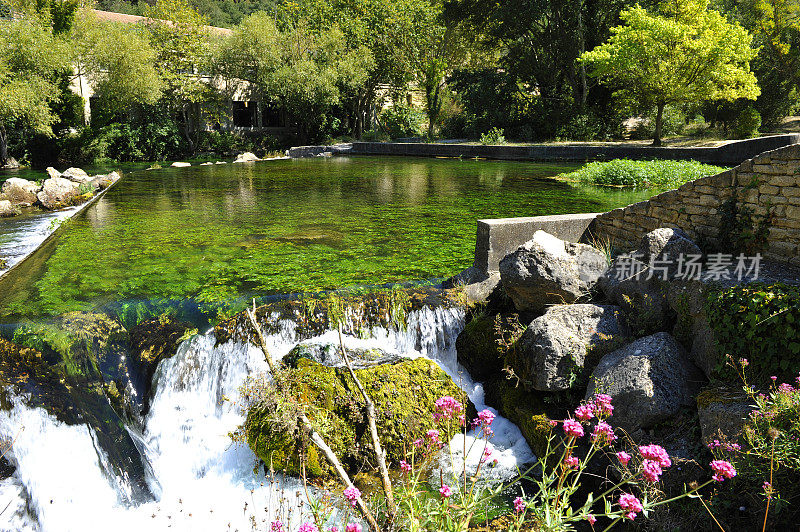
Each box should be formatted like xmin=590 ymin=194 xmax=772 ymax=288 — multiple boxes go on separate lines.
xmin=0 ymin=302 xmax=533 ymax=532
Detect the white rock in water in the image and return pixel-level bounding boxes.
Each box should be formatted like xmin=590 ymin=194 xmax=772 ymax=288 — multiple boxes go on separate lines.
xmin=62 ymin=167 xmax=91 ymax=183
xmin=0 ymin=199 xmax=20 ymax=217
xmin=233 ymin=152 xmax=260 ymax=163
xmin=2 ymin=178 xmax=40 ymax=205
xmin=171 ymin=162 xmax=191 ymax=167
xmin=36 ymin=177 xmax=79 ymax=210
xmin=45 ymin=167 xmax=61 ymax=179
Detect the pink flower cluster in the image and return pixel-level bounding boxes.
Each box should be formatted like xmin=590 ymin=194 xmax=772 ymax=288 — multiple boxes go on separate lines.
xmin=616 ymin=451 xmax=631 ymax=465
xmin=513 ymin=496 xmax=525 ymax=513
xmin=707 ymin=439 xmax=741 ymax=452
xmin=472 ymin=408 xmax=496 ymax=437
xmin=345 ymin=524 xmax=362 ymax=532
xmin=439 ymin=484 xmax=452 ymax=498
xmin=638 ymin=444 xmax=672 ymax=483
xmin=574 ymin=403 xmax=595 ymax=421
xmin=710 ymin=460 xmax=737 ymax=482
xmin=343 ymin=486 xmax=361 ymax=508
xmin=434 ymin=396 xmax=464 ymax=422
xmin=563 ymin=419 xmax=584 ymax=438
xmin=591 ymin=421 xmax=616 ymax=444
xmin=593 ymin=394 xmax=614 ymax=417
xmin=564 ymin=455 xmax=580 ymax=469
xmin=399 ymin=460 xmax=412 ymax=473
xmin=618 ymin=493 xmax=643 ymax=520
xmin=270 ymin=521 xmax=285 ymax=532
xmin=298 ymin=523 xmax=318 ymax=532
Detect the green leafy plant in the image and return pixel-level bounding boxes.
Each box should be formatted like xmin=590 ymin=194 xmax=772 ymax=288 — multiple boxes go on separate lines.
xmin=558 ymin=159 xmax=728 ymax=189
xmin=479 ymin=127 xmax=506 ymax=145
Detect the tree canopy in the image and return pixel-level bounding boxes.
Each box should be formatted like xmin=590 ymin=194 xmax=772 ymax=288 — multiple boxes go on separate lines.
xmin=580 ymin=0 xmax=760 ymax=145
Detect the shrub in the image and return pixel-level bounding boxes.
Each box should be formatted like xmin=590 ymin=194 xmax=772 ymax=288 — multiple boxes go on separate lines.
xmin=379 ymin=104 xmax=426 ymax=139
xmin=706 ymin=283 xmax=800 ymax=383
xmin=733 ymin=106 xmax=761 ymax=139
xmin=558 ymin=158 xmax=728 ymax=189
xmin=479 ymin=127 xmax=506 ymax=145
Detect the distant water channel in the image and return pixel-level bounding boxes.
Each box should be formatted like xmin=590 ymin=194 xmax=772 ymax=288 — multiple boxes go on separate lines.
xmin=0 ymin=156 xmax=653 ymax=324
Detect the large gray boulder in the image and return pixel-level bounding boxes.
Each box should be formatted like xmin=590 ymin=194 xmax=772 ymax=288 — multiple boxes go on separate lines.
xmin=512 ymin=304 xmax=631 ymax=391
xmin=1 ymin=178 xmax=40 ymax=205
xmin=599 ymin=228 xmax=702 ymax=333
xmin=0 ymin=200 xmax=20 ymax=217
xmin=36 ymin=177 xmax=80 ymax=210
xmin=499 ymin=231 xmax=608 ymax=313
xmin=61 ymin=167 xmax=91 ymax=184
xmin=586 ymin=332 xmax=703 ymax=433
xmin=697 ymin=389 xmax=753 ymax=446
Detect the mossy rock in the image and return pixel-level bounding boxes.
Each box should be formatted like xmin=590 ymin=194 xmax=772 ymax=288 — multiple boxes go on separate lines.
xmin=483 ymin=376 xmax=551 ymax=458
xmin=245 ymin=357 xmax=474 ymax=478
xmin=130 ymin=314 xmax=195 ymax=399
xmin=283 ymin=342 xmax=402 ymax=369
xmin=456 ymin=314 xmax=504 ymax=381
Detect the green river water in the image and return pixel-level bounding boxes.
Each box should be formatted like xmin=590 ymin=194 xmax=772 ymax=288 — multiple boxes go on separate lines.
xmin=0 ymin=156 xmax=652 ymax=325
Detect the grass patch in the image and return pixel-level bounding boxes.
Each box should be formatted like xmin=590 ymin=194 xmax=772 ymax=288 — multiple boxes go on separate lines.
xmin=559 ymin=158 xmax=728 ymax=189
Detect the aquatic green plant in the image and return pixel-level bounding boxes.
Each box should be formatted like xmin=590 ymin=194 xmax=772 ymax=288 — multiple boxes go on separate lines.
xmin=558 ymin=159 xmax=728 ymax=189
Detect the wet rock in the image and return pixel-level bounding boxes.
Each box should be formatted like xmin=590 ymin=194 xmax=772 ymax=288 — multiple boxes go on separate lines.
xmin=456 ymin=314 xmax=505 ymax=381
xmin=90 ymin=171 xmax=120 ymax=191
xmin=170 ymin=161 xmax=191 ymax=167
xmin=586 ymin=332 xmax=704 ymax=433
xmin=0 ymin=200 xmax=20 ymax=217
xmin=599 ymin=228 xmax=702 ymax=333
xmin=36 ymin=177 xmax=80 ymax=210
xmin=283 ymin=342 xmax=403 ymax=369
xmin=499 ymin=231 xmax=607 ymax=313
xmin=483 ymin=375 xmax=551 ymax=458
xmin=129 ymin=315 xmax=195 ymax=404
xmin=696 ymin=387 xmax=753 ymax=446
xmin=244 ymin=357 xmax=473 ymax=477
xmin=2 ymin=177 xmax=40 ymax=205
xmin=61 ymin=167 xmax=91 ymax=184
xmin=509 ymin=304 xmax=631 ymax=391
xmin=445 ymin=266 xmax=503 ymax=308
xmin=233 ymin=152 xmax=260 ymax=163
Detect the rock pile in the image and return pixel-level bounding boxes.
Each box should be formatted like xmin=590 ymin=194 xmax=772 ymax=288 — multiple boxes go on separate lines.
xmin=0 ymin=167 xmax=120 ymax=215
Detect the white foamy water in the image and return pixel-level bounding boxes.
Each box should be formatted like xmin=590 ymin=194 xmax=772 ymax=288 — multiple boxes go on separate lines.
xmin=0 ymin=305 xmax=533 ymax=531
xmin=0 ymin=207 xmax=79 ymax=274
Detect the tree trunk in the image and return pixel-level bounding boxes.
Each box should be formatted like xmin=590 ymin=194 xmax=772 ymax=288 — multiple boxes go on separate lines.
xmin=0 ymin=124 xmax=8 ymax=166
xmin=577 ymin=2 xmax=588 ymax=106
xmin=653 ymin=102 xmax=664 ymax=147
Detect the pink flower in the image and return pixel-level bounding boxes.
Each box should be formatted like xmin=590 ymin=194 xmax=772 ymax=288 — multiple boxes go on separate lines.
xmin=593 ymin=394 xmax=614 ymax=417
xmin=439 ymin=484 xmax=452 ymax=497
xmin=481 ymin=447 xmax=492 ymax=463
xmin=400 ymin=460 xmax=412 ymax=473
xmin=739 ymin=358 xmax=749 ymax=367
xmin=329 ymin=528 xmax=339 ymax=532
xmin=639 ymin=444 xmax=671 ymax=468
xmin=343 ymin=486 xmax=361 ymax=507
xmin=586 ymin=514 xmax=597 ymax=526
xmin=413 ymin=439 xmax=423 ymax=448
xmin=298 ymin=524 xmax=318 ymax=532
xmin=710 ymin=460 xmax=737 ymax=482
xmin=618 ymin=493 xmax=643 ymax=520
xmin=616 ymin=451 xmax=631 ymax=465
xmin=771 ymin=376 xmax=778 ymax=382
xmin=549 ymin=420 xmax=558 ymax=428
xmin=270 ymin=522 xmax=285 ymax=532
xmin=477 ymin=409 xmax=496 ymax=428
xmin=345 ymin=524 xmax=362 ymax=532
xmin=513 ymin=496 xmax=525 ymax=513
xmin=642 ymin=459 xmax=663 ymax=482
xmin=591 ymin=421 xmax=616 ymax=444
xmin=575 ymin=403 xmax=595 ymax=421
xmin=563 ymin=419 xmax=584 ymax=438
xmin=426 ymin=429 xmax=440 ymax=444
xmin=434 ymin=396 xmax=464 ymax=421
xmin=564 ymin=455 xmax=580 ymax=469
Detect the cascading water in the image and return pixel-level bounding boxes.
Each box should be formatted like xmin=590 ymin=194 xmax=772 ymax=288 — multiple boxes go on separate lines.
xmin=0 ymin=304 xmax=533 ymax=531
xmin=0 ymin=207 xmax=79 ymax=275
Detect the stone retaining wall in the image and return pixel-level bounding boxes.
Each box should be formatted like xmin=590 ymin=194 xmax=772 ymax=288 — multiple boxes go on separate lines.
xmin=591 ymin=143 xmax=800 ymax=265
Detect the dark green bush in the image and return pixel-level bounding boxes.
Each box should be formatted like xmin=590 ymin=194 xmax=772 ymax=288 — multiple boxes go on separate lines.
xmin=558 ymin=159 xmax=727 ymax=189
xmin=733 ymin=106 xmax=761 ymax=139
xmin=379 ymin=104 xmax=426 ymax=139
xmin=706 ymin=283 xmax=800 ymax=382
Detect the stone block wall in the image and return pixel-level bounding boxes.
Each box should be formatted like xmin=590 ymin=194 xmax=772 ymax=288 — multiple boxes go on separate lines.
xmin=591 ymin=143 xmax=800 ymax=265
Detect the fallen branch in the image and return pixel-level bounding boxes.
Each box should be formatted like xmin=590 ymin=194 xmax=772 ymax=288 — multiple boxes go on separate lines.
xmin=246 ymin=301 xmax=382 ymax=532
xmin=337 ymin=324 xmax=396 ymax=520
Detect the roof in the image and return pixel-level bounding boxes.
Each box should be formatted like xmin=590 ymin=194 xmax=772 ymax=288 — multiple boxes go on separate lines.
xmin=92 ymin=9 xmax=233 ymax=36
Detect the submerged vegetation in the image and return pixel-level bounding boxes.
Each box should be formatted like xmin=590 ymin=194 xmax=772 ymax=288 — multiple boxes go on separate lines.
xmin=558 ymin=159 xmax=729 ymax=189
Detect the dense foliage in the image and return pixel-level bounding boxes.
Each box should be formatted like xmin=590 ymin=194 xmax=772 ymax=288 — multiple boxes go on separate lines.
xmin=706 ymin=283 xmax=800 ymax=382
xmin=557 ymin=158 xmax=728 ymax=188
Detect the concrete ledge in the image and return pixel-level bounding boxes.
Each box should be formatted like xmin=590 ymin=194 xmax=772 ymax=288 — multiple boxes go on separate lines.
xmin=287 ymin=135 xmax=800 ymax=166
xmin=474 ymin=213 xmax=601 ymax=272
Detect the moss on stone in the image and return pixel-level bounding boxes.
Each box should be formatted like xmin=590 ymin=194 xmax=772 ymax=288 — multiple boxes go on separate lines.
xmin=244 ymin=357 xmax=473 ymax=478
xmin=483 ymin=376 xmax=551 ymax=458
xmin=456 ymin=314 xmax=504 ymax=381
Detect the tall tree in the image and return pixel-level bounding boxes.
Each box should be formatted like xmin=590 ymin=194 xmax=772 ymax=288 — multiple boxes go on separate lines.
xmin=217 ymin=11 xmax=372 ymax=142
xmin=143 ymin=0 xmax=217 ymax=152
xmin=0 ymin=16 xmax=68 ymax=165
xmin=580 ymin=0 xmax=760 ymax=145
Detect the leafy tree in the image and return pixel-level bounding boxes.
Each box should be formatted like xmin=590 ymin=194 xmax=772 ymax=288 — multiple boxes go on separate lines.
xmin=143 ymin=0 xmax=219 ymax=152
xmin=580 ymin=0 xmax=760 ymax=145
xmin=71 ymin=9 xmax=163 ymax=117
xmin=217 ymin=12 xmax=372 ymax=142
xmin=0 ymin=16 xmax=68 ymax=165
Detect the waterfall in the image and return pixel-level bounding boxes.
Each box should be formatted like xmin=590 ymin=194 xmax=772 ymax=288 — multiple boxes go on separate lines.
xmin=0 ymin=305 xmax=533 ymax=531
